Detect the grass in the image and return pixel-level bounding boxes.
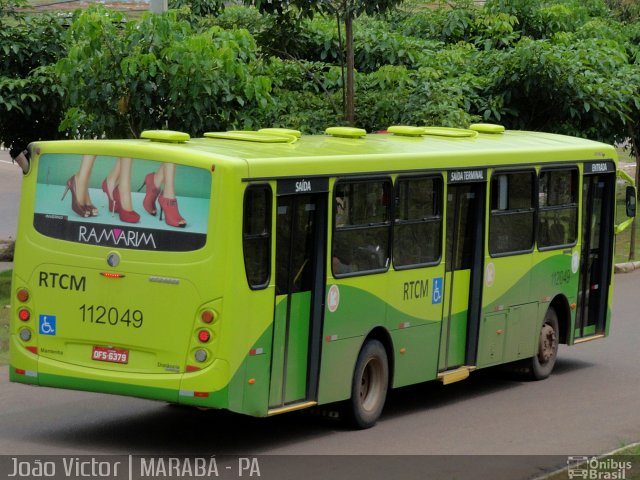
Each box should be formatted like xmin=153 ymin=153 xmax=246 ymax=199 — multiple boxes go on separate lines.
xmin=0 ymin=270 xmax=11 ymax=366
xmin=615 ymin=214 xmax=640 ymax=264
xmin=614 ymin=147 xmax=639 ymax=264
xmin=544 ymin=443 xmax=640 ymax=479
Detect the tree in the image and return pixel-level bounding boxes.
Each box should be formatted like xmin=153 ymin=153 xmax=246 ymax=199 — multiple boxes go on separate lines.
xmin=56 ymin=6 xmax=272 ymax=138
xmin=0 ymin=0 xmax=66 ymax=158
xmin=246 ymin=0 xmax=403 ymax=125
xmin=167 ymin=0 xmax=224 ymax=17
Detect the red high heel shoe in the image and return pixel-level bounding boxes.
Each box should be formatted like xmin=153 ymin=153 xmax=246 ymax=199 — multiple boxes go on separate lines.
xmin=138 ymin=172 xmax=160 ymax=216
xmin=159 ymin=195 xmax=186 ymax=228
xmin=102 ymin=178 xmax=140 ymax=223
xmin=102 ymin=178 xmax=116 ymax=213
xmin=113 ymin=186 xmax=140 ymax=223
xmin=85 ymin=201 xmax=98 ymax=217
xmin=62 ymin=176 xmax=90 ymax=218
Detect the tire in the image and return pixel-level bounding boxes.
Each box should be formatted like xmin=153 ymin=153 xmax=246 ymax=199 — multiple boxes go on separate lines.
xmin=346 ymin=339 xmax=389 ymax=429
xmin=530 ymin=307 xmax=560 ymax=380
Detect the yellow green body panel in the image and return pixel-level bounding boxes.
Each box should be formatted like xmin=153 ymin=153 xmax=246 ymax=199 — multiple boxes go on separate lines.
xmin=8 ymin=129 xmax=624 ymax=417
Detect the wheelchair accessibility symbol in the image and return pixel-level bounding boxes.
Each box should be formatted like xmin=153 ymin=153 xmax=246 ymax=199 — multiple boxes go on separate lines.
xmin=39 ymin=315 xmax=57 ymax=336
xmin=432 ymin=277 xmax=443 ymax=304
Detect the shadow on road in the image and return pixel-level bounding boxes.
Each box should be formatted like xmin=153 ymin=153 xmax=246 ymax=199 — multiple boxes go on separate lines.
xmin=24 ymin=357 xmax=595 ymax=455
xmin=33 ymin=399 xmax=341 ymax=454
xmin=384 ymin=356 xmax=593 ymax=420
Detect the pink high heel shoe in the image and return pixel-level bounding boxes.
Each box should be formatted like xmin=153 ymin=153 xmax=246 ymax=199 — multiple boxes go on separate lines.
xmin=159 ymin=195 xmax=186 ymax=228
xmin=138 ymin=172 xmax=161 ymax=216
xmin=62 ymin=176 xmax=90 ymax=218
xmin=102 ymin=178 xmax=140 ymax=223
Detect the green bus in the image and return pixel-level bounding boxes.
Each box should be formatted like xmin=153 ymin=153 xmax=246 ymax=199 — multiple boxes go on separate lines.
xmin=9 ymin=124 xmax=636 ymax=428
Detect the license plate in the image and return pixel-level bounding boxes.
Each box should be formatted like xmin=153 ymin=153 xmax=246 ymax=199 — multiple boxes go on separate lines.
xmin=91 ymin=346 xmax=129 ymax=364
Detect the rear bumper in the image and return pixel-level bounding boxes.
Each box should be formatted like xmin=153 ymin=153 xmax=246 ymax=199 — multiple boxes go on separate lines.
xmin=9 ymin=337 xmax=230 ymax=407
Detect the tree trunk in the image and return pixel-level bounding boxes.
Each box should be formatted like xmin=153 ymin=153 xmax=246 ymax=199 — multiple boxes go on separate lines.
xmin=345 ymin=12 xmax=355 ymax=126
xmin=629 ymin=125 xmax=639 ymax=261
xmin=336 ymin=12 xmax=346 ymax=116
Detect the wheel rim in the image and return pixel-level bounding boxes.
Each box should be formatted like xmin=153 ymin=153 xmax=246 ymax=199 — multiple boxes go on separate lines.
xmin=359 ymin=357 xmax=383 ymax=412
xmin=538 ymin=323 xmax=557 ymax=364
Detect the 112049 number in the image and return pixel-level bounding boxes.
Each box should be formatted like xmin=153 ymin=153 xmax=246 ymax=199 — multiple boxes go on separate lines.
xmin=79 ymin=304 xmax=143 ymax=328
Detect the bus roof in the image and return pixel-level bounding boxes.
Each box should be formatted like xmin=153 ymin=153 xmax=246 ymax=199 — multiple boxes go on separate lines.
xmin=36 ymin=129 xmax=617 ymax=180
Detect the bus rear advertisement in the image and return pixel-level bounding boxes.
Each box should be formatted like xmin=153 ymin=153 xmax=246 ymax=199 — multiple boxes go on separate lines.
xmin=9 ymin=125 xmax=637 ymax=428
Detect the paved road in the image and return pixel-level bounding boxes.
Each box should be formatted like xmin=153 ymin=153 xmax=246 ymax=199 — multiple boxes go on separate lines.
xmin=1 ymin=270 xmax=639 ymax=479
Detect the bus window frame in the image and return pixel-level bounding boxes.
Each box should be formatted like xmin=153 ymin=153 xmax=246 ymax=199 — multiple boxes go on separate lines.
xmin=488 ymin=168 xmax=537 ymax=258
xmin=242 ymin=183 xmax=273 ymax=290
xmin=537 ymin=165 xmax=579 ymax=252
xmin=391 ymin=173 xmax=444 ymax=271
xmin=332 ymin=176 xmax=393 ymax=278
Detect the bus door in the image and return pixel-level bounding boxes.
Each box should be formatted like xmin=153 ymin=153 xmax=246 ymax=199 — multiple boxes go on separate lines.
xmin=439 ymin=170 xmax=486 ymax=371
xmin=269 ymin=178 xmax=328 ymax=409
xmin=575 ymin=162 xmax=615 ymax=340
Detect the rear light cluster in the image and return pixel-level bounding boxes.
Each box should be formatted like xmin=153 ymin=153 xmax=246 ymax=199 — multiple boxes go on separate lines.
xmin=187 ymin=308 xmax=218 ymax=371
xmin=201 ymin=310 xmax=214 ymax=324
xmin=15 ymin=288 xmax=34 ymax=347
xmin=197 ymin=329 xmax=211 ymax=343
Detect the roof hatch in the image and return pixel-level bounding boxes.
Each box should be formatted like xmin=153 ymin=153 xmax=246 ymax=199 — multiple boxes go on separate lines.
xmin=140 ymin=130 xmax=190 ymax=143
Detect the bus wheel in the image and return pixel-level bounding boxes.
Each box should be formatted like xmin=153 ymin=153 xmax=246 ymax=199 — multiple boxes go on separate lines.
xmin=531 ymin=307 xmax=559 ymax=380
xmin=347 ymin=339 xmax=389 ymax=429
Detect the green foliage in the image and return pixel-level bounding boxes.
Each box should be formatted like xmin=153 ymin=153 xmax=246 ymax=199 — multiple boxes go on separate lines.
xmin=529 ymin=4 xmax=589 ymax=38
xmin=245 ymin=0 xmax=404 ymax=123
xmin=479 ymin=35 xmax=639 ymax=143
xmin=56 ymin=6 xmax=272 ymax=138
xmin=472 ymin=12 xmax=520 ymax=49
xmin=168 ymin=0 xmax=224 ymax=17
xmin=606 ymin=0 xmax=640 ymax=22
xmin=356 ymin=63 xmax=481 ymax=131
xmin=354 ymin=17 xmax=442 ymax=71
xmin=256 ymin=58 xmax=342 ymax=133
xmin=247 ymin=0 xmax=403 ymax=18
xmin=389 ymin=7 xmax=476 ymax=43
xmin=0 ymin=0 xmax=66 ymax=151
xmin=3 ymin=0 xmax=640 ymax=164
xmin=207 ymin=5 xmax=266 ymax=34
xmin=484 ymin=0 xmax=610 ymax=38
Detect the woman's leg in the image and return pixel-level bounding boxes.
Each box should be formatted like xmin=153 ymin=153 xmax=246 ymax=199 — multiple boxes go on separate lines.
xmin=104 ymin=157 xmax=121 ymax=199
xmin=117 ymin=157 xmax=134 ymax=211
xmin=161 ymin=163 xmax=176 ymax=198
xmin=76 ymin=155 xmax=97 ymax=214
xmin=158 ymin=163 xmax=186 ymax=227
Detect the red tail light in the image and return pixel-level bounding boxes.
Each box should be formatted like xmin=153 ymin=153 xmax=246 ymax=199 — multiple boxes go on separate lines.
xmin=16 ymin=289 xmax=29 ymax=302
xmin=197 ymin=330 xmax=211 ymax=343
xmin=100 ymin=272 xmax=125 ymax=278
xmin=18 ymin=309 xmax=30 ymax=321
xmin=201 ymin=310 xmax=214 ymax=324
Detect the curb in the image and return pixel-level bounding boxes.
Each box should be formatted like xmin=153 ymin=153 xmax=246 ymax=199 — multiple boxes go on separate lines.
xmin=614 ymin=261 xmax=640 ymax=273
xmin=536 ymin=442 xmax=640 ymax=479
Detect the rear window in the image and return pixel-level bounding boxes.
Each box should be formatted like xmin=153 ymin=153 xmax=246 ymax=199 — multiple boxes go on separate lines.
xmin=34 ymin=154 xmax=211 ymax=251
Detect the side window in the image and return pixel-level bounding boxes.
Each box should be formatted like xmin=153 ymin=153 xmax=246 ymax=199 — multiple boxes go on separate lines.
xmin=332 ymin=179 xmax=391 ymax=276
xmin=393 ymin=176 xmax=443 ymax=268
xmin=243 ymin=185 xmax=272 ymax=289
xmin=538 ymin=168 xmax=578 ymax=249
xmin=489 ymin=171 xmax=535 ymax=255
